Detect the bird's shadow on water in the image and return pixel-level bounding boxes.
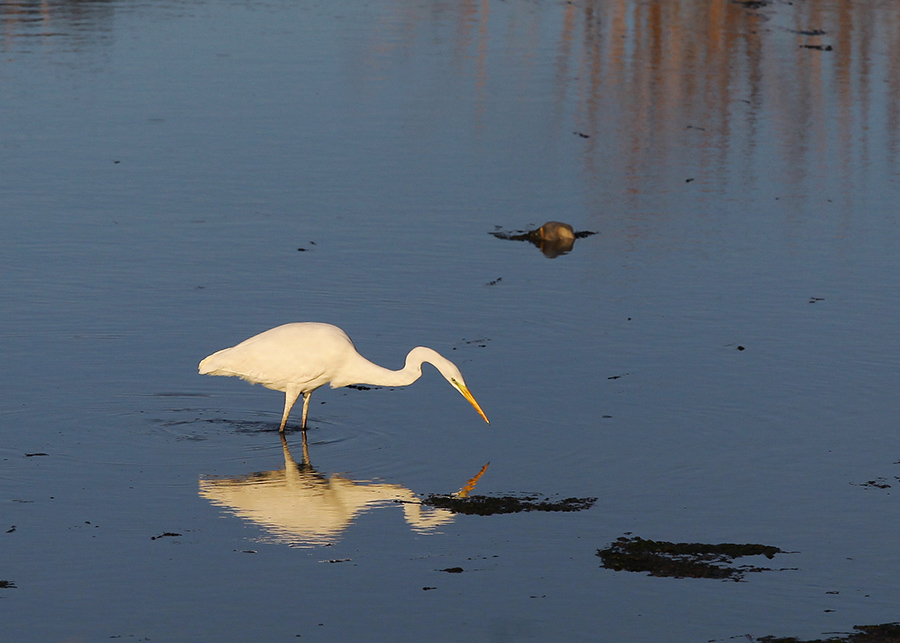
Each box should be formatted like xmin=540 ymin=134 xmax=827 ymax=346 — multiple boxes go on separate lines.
xmin=155 ymin=412 xmax=346 ymax=443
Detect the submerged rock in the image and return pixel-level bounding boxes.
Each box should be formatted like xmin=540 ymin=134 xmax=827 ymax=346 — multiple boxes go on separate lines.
xmin=490 ymin=222 xmax=597 ymax=258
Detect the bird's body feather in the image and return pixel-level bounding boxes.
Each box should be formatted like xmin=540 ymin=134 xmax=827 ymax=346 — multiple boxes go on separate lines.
xmin=198 ymin=322 xmax=489 ymax=431
xmin=199 ymin=323 xmax=354 ymax=393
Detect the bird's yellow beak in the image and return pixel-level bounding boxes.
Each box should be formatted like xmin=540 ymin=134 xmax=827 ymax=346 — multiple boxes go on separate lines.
xmin=455 ymin=382 xmax=490 ymax=424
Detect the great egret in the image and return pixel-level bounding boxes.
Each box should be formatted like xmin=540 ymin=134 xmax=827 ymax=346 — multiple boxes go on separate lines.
xmin=198 ymin=322 xmax=490 ymax=431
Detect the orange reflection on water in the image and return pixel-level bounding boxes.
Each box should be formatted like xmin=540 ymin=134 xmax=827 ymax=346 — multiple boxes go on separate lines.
xmin=367 ymin=0 xmax=900 ymax=203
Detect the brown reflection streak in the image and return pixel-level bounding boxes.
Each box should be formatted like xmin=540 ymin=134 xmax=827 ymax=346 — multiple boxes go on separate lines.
xmin=473 ymin=0 xmax=490 ymax=128
xmin=551 ymin=0 xmax=576 ymax=138
xmin=8 ymin=0 xmax=899 ymax=213
xmin=890 ymin=6 xmax=900 ymax=169
xmin=566 ymin=1 xmax=898 ymax=212
xmin=1 ymin=0 xmax=115 ymax=52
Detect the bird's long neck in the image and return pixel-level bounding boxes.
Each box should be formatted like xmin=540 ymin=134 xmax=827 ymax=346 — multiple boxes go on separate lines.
xmin=331 ymin=347 xmax=443 ymax=388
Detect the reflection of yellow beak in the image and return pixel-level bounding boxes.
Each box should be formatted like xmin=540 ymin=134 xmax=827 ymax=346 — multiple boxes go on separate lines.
xmin=456 ymin=383 xmax=490 ymax=424
xmin=457 ymin=461 xmax=490 ymax=497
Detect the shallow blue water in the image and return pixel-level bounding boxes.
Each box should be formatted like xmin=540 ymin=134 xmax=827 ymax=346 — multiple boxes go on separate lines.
xmin=2 ymin=1 xmax=900 ymax=641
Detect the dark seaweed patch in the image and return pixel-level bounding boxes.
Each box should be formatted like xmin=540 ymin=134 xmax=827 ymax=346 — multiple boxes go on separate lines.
xmin=597 ymin=535 xmax=789 ymax=581
xmin=423 ymin=493 xmax=596 ymax=515
xmin=756 ymin=622 xmax=900 ymax=643
xmin=853 ymin=478 xmax=892 ymax=489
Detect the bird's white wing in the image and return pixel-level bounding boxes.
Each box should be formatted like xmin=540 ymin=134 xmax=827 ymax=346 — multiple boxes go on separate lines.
xmin=199 ymin=323 xmax=354 ymax=393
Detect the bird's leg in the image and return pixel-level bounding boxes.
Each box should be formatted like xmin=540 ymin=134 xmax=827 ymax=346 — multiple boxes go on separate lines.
xmin=280 ymin=388 xmax=302 ymax=432
xmin=300 ymin=392 xmax=311 ymax=430
xmin=300 ymin=428 xmax=310 ymax=465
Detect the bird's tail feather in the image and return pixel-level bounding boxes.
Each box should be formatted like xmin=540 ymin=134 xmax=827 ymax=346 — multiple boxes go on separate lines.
xmin=198 ymin=350 xmax=231 ymax=375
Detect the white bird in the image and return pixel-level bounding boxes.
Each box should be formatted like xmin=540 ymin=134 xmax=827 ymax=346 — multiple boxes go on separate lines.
xmin=198 ymin=322 xmax=490 ymax=431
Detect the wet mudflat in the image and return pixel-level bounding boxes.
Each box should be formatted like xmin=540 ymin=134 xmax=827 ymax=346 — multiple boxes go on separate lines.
xmin=2 ymin=0 xmax=900 ymax=641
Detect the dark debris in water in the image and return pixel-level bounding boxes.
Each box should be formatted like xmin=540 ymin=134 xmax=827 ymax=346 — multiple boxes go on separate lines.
xmin=150 ymin=532 xmax=182 ymax=540
xmin=789 ymin=28 xmax=827 ymax=36
xmin=853 ymin=478 xmax=894 ymax=490
xmin=422 ymin=493 xmax=596 ymax=515
xmin=597 ymin=535 xmax=790 ymax=581
xmin=0 ymin=580 xmax=16 ymax=589
xmin=755 ymin=622 xmax=900 ymax=643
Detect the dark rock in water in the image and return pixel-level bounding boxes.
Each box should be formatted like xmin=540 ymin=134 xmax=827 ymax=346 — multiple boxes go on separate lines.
xmin=423 ymin=493 xmax=596 ymax=515
xmin=489 ymin=222 xmax=597 ymax=258
xmin=756 ymin=622 xmax=900 ymax=643
xmin=533 ymin=221 xmax=575 ymax=242
xmin=597 ymin=535 xmax=789 ymax=581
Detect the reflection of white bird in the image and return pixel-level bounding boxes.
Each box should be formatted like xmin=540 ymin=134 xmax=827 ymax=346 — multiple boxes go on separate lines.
xmin=198 ymin=434 xmax=455 ymax=546
xmin=199 ymin=322 xmax=489 ymax=431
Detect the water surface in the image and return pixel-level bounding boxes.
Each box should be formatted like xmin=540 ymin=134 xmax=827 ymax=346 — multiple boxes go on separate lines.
xmin=2 ymin=1 xmax=900 ymax=641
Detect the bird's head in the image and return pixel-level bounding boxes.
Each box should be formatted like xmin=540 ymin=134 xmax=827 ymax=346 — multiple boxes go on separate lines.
xmin=448 ymin=376 xmax=490 ymax=424
xmin=410 ymin=347 xmax=490 ymax=424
